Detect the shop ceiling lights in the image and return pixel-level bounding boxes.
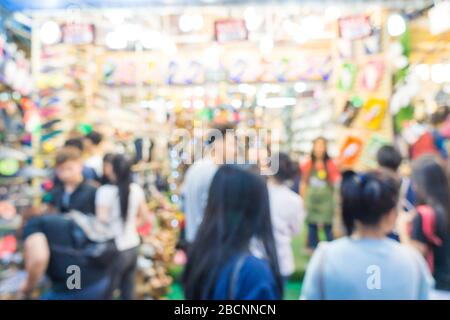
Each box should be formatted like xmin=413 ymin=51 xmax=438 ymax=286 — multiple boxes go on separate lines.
xmin=387 ymin=13 xmax=406 ymax=37
xmin=259 ymin=36 xmax=274 ymax=56
xmin=105 ymin=31 xmax=127 ymax=50
xmin=179 ymin=14 xmax=204 ymax=33
xmin=39 ymin=21 xmax=62 ymax=45
xmin=140 ymin=31 xmax=164 ymax=50
xmin=294 ymin=82 xmax=307 ymax=93
xmin=431 ymin=64 xmax=450 ymax=84
xmin=414 ymin=64 xmax=430 ymax=81
xmin=244 ymin=7 xmax=264 ymax=31
xmin=162 ymin=38 xmax=177 ymax=55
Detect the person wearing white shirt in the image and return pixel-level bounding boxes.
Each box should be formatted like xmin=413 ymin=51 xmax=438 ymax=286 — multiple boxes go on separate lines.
xmin=95 ymin=154 xmax=149 ymax=300
xmin=267 ymin=153 xmax=305 ymax=279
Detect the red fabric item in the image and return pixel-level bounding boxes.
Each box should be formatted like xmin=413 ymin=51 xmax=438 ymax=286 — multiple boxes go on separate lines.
xmin=410 ymin=132 xmax=439 ymax=160
xmin=416 ymin=205 xmax=442 ymax=273
xmin=301 ymin=158 xmax=340 ymax=184
xmin=137 ymin=222 xmax=152 ymax=237
xmin=0 ymin=235 xmax=17 ymax=258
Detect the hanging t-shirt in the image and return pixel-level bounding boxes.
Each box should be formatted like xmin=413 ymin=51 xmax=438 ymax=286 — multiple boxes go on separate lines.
xmin=95 ymin=183 xmax=145 ymax=251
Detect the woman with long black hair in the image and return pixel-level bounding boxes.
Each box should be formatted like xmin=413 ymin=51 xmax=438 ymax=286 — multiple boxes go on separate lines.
xmin=96 ymin=154 xmax=149 ymax=299
xmin=399 ymin=154 xmax=450 ymax=299
xmin=301 ymin=170 xmax=432 ymax=299
xmin=183 ymin=165 xmax=283 ymax=300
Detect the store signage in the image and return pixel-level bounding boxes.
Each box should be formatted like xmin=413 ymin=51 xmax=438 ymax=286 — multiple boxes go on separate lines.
xmin=62 ymin=24 xmax=95 ymax=45
xmin=338 ymin=15 xmax=372 ymax=40
xmin=214 ymin=19 xmax=248 ymax=43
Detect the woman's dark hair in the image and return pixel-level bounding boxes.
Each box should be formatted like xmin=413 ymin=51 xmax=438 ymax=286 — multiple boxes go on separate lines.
xmin=341 ymin=170 xmax=399 ymax=235
xmin=306 ymin=137 xmax=332 ymax=184
xmin=377 ymin=145 xmax=402 ymax=172
xmin=112 ymin=154 xmax=133 ymax=220
xmin=311 ymin=137 xmax=330 ymax=165
xmin=412 ymin=155 xmax=450 ymax=232
xmin=103 ymin=153 xmax=114 ymax=164
xmin=85 ymin=131 xmax=103 ymax=145
xmin=183 ymin=165 xmax=283 ymax=299
xmin=64 ymin=138 xmax=84 ymax=152
xmin=274 ymin=152 xmax=298 ymax=183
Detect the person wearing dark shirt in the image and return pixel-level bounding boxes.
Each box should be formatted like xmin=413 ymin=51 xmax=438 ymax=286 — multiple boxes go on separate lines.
xmin=64 ymin=138 xmax=98 ymax=181
xmin=46 ymin=147 xmax=97 ymax=215
xmin=376 ymin=145 xmax=413 ymax=241
xmin=183 ymin=165 xmax=283 ymax=300
xmin=20 ymin=214 xmax=110 ymax=299
xmin=399 ymin=155 xmax=450 ymax=299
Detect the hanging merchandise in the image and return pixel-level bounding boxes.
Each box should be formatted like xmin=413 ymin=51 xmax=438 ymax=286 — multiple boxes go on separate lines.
xmin=363 ymin=27 xmax=382 ymax=55
xmin=338 ymin=15 xmax=372 ymax=40
xmin=360 ymin=134 xmax=390 ymax=168
xmin=360 ymin=60 xmax=384 ymax=91
xmin=337 ymin=39 xmax=354 ymax=59
xmin=0 ymin=159 xmax=20 ymax=177
xmin=337 ymin=63 xmax=357 ymax=91
xmin=361 ymin=98 xmax=387 ymax=130
xmin=410 ymin=130 xmax=440 ymax=160
xmin=338 ymin=97 xmax=363 ymax=127
xmin=338 ymin=135 xmax=364 ymax=168
xmin=394 ymin=104 xmax=414 ymax=133
xmin=214 ymin=19 xmax=248 ymax=43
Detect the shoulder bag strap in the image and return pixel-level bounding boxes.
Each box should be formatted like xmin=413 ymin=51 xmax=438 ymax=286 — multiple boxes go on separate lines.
xmin=317 ymin=245 xmax=328 ymax=300
xmin=228 ymin=255 xmax=248 ymax=300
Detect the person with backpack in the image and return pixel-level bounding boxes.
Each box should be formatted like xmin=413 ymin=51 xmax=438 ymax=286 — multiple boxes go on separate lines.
xmin=300 ymin=137 xmax=340 ymax=252
xmin=183 ymin=165 xmax=283 ymax=300
xmin=398 ymin=155 xmax=450 ymax=299
xmin=95 ymin=154 xmax=149 ymax=300
xmin=20 ymin=214 xmax=112 ymax=300
xmin=301 ymin=170 xmax=432 ymax=300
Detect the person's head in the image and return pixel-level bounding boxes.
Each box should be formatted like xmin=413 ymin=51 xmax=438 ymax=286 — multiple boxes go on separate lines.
xmin=430 ymin=106 xmax=449 ymax=128
xmin=272 ymin=152 xmax=298 ymax=183
xmin=376 ymin=145 xmax=402 ymax=173
xmin=84 ymin=131 xmax=103 ymax=152
xmin=183 ymin=165 xmax=282 ymax=299
xmin=341 ymin=170 xmax=400 ymax=236
xmin=311 ymin=137 xmax=329 ymax=163
xmin=64 ymin=138 xmax=84 ymax=152
xmin=55 ymin=147 xmax=84 ymax=185
xmin=110 ymin=154 xmax=134 ymax=220
xmin=412 ymin=155 xmax=450 ymax=232
xmin=206 ymin=123 xmax=236 ymax=164
xmin=102 ymin=153 xmax=114 ymax=181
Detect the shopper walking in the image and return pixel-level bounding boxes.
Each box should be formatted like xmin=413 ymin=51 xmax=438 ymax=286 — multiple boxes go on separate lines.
xmin=181 ymin=123 xmax=235 ymax=247
xmin=398 ymin=155 xmax=450 ymax=299
xmin=301 ymin=170 xmax=432 ymax=300
xmin=96 ymin=154 xmax=149 ymax=300
xmin=300 ymin=137 xmax=340 ymax=251
xmin=84 ymin=131 xmax=104 ymax=179
xmin=183 ymin=165 xmax=283 ymax=300
xmin=376 ymin=145 xmax=416 ymax=241
xmin=267 ymin=153 xmax=305 ymax=281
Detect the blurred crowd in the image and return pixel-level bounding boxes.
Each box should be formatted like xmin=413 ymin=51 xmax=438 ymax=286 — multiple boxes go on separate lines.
xmin=0 ymin=120 xmax=449 ymax=300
